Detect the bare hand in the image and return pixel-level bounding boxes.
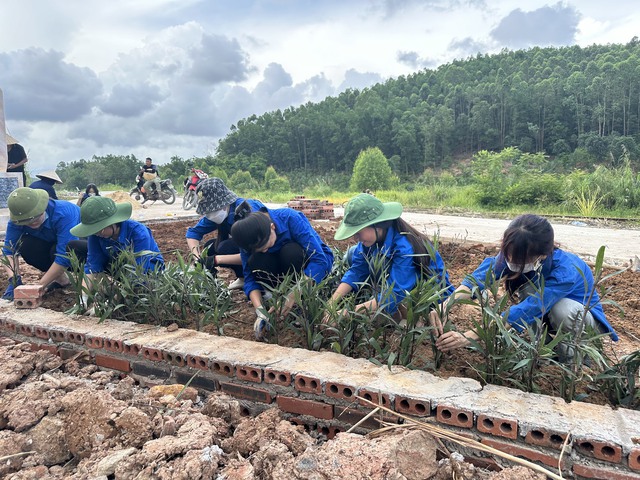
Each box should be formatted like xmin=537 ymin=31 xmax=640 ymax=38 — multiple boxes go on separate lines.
xmin=429 ymin=310 xmax=444 ymax=337
xmin=435 ymin=331 xmax=470 ymax=352
xmin=269 ymin=292 xmax=296 ymax=318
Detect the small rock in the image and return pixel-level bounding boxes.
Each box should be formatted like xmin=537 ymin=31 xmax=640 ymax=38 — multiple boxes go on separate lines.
xmin=166 ymin=323 xmax=179 ymax=332
xmin=96 ymin=448 xmax=137 ymax=476
xmin=149 ymin=384 xmax=198 ymax=402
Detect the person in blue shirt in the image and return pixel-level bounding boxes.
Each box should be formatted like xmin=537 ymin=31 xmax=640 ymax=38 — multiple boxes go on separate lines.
xmin=29 ymin=171 xmax=63 ymax=199
xmin=70 ymin=196 xmax=164 ymax=277
xmin=185 ymin=178 xmax=264 ymax=290
xmin=2 ymin=187 xmax=85 ymax=300
xmin=77 ymin=183 xmax=100 ymax=206
xmin=323 ymin=193 xmax=453 ymax=324
xmin=230 ymin=202 xmax=334 ymax=340
xmin=430 ymin=214 xmax=618 ymax=361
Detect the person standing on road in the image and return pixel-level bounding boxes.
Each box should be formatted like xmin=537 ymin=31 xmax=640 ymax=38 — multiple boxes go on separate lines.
xmin=2 ymin=187 xmax=86 ymax=300
xmin=231 ymin=202 xmax=334 ymax=340
xmin=29 ymin=171 xmax=63 ymax=199
xmin=185 ymin=177 xmax=264 ymax=290
xmin=429 ymin=214 xmax=618 ymax=361
xmin=6 ymin=134 xmax=28 ymax=186
xmin=323 ymin=193 xmax=453 ymax=325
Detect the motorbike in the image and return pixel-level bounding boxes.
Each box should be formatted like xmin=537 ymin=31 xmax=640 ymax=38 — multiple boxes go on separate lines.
xmin=182 ymin=168 xmax=208 ymax=210
xmin=129 ymin=175 xmax=177 ymax=204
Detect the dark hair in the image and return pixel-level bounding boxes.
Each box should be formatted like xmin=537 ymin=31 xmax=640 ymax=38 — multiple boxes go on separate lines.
xmin=85 ymin=183 xmax=99 ymax=195
xmin=370 ymin=217 xmax=434 ymax=276
xmin=230 ymin=201 xmax=272 ymax=252
xmin=501 ymin=214 xmax=555 ymax=295
xmin=145 ymin=157 xmax=152 ymax=162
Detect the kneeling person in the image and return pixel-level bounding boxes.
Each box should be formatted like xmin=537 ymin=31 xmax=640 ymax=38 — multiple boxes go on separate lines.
xmin=3 ymin=187 xmax=86 ymax=300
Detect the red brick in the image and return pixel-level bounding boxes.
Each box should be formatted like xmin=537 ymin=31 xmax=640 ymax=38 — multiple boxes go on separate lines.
xmin=3 ymin=321 xmax=16 ymax=332
xmin=17 ymin=324 xmax=34 ymax=336
xmin=34 ymin=327 xmax=49 ymax=340
xmin=67 ymin=332 xmax=86 ymax=345
xmin=186 ymin=354 xmax=209 ymax=370
xmin=131 ymin=361 xmax=171 ymax=379
xmin=325 ymin=382 xmax=356 ymax=401
xmin=294 ymin=375 xmax=322 ymax=394
xmin=85 ymin=335 xmax=103 ymax=349
xmin=464 ymin=455 xmax=501 ymax=472
xmin=573 ymin=463 xmax=640 ymax=480
xmin=123 ymin=343 xmax=141 ymax=356
xmin=13 ymin=285 xmax=44 ymax=299
xmin=436 ymin=405 xmax=474 ymax=429
xmin=175 ymin=370 xmax=218 ymax=392
xmin=49 ymin=330 xmax=66 ymax=342
xmin=481 ymin=437 xmax=564 ymax=470
xmin=476 ymin=414 xmax=518 ymax=440
xmin=211 ymin=361 xmax=234 ymax=377
xmin=220 ymin=381 xmax=273 ymax=403
xmin=524 ymin=428 xmax=568 ymax=450
xmin=317 ymin=424 xmax=343 ymax=440
xmin=37 ymin=344 xmax=58 ymax=355
xmin=236 ymin=365 xmax=262 ymax=383
xmin=15 ymin=297 xmax=44 ymax=309
xmin=163 ymin=350 xmax=186 ymax=367
xmin=575 ymin=438 xmax=623 ymax=464
xmin=95 ymin=354 xmax=131 ymax=372
xmin=277 ymin=396 xmax=333 ymax=420
xmin=265 ymin=368 xmax=292 ymax=386
xmin=357 ymin=389 xmax=391 ymax=408
xmin=630 ymin=447 xmax=640 ymax=471
xmin=395 ymin=396 xmax=431 ymax=417
xmin=142 ymin=347 xmax=163 ymax=362
xmin=59 ymin=347 xmax=81 ymax=361
xmin=103 ymin=338 xmax=123 ymax=353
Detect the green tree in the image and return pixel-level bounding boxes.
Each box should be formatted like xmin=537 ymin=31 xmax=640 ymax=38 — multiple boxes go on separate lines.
xmin=350 ymin=147 xmax=396 ymax=191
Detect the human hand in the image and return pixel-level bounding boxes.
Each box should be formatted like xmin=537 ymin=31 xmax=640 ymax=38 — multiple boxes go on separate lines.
xmin=321 ymin=307 xmax=347 ymax=326
xmin=268 ymin=292 xmax=296 ymax=318
xmin=254 ymin=307 xmax=270 ymax=340
xmin=429 ymin=309 xmax=445 ymax=337
xmin=435 ymin=331 xmax=470 ymax=352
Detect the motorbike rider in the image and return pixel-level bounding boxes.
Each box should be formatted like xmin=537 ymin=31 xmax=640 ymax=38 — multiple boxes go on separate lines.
xmin=139 ymin=157 xmax=161 ymax=198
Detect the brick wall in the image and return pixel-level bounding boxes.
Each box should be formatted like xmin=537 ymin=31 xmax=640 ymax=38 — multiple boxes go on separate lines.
xmin=1 ymin=308 xmax=639 ymax=479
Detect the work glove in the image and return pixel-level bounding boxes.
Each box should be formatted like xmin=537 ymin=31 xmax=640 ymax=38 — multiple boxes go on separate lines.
xmin=254 ymin=308 xmax=270 ymax=341
xmin=2 ymin=275 xmax=23 ymax=301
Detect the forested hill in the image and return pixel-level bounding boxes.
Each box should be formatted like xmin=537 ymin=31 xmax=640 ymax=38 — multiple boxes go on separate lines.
xmin=216 ymin=39 xmax=640 ymax=178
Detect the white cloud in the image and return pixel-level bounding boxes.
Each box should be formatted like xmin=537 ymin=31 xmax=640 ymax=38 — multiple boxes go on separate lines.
xmin=0 ymin=0 xmax=637 ymax=174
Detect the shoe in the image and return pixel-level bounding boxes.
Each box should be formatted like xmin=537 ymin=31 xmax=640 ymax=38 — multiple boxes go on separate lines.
xmin=262 ymin=291 xmax=273 ymax=301
xmin=228 ymin=278 xmax=245 ymax=290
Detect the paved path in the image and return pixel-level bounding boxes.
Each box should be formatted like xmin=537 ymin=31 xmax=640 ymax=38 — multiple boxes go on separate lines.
xmin=1 ymin=194 xmax=637 ymax=266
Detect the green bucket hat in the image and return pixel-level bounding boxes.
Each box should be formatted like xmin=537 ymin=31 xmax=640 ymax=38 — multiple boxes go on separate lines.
xmin=334 ymin=194 xmax=403 ymax=240
xmin=70 ymin=196 xmax=133 ymax=237
xmin=8 ymin=187 xmax=50 ymax=225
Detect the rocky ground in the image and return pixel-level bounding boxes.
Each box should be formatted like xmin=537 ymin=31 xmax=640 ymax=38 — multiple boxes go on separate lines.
xmin=0 ymin=340 xmax=549 ymax=479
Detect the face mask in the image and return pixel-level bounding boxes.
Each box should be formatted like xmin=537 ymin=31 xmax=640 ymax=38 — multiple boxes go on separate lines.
xmin=506 ymin=258 xmax=542 ymax=273
xmin=205 ymin=208 xmax=228 ymax=224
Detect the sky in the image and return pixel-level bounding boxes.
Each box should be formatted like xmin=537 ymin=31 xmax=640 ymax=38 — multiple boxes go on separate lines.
xmin=0 ymin=0 xmax=638 ymax=175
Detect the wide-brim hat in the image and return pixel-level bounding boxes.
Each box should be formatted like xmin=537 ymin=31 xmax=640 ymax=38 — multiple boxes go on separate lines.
xmin=334 ymin=193 xmax=403 ymax=240
xmin=35 ymin=170 xmax=63 ymax=184
xmin=196 ymin=177 xmax=238 ymax=215
xmin=8 ymin=188 xmax=50 ymax=224
xmin=5 ymin=134 xmax=18 ymax=145
xmin=70 ymin=196 xmax=132 ymax=237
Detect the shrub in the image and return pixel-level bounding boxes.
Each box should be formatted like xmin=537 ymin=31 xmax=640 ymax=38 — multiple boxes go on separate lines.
xmin=228 ymin=170 xmax=259 ymax=193
xmin=350 ymin=147 xmax=396 ymax=191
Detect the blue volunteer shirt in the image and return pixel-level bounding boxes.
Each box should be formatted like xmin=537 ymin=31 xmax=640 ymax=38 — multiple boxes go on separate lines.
xmin=461 ymin=248 xmax=618 ymax=340
xmin=341 ymin=226 xmax=454 ymax=314
xmin=185 ymin=198 xmax=266 ymax=241
xmin=3 ymin=199 xmax=80 ymax=269
xmin=29 ymin=179 xmax=58 ymax=199
xmin=85 ymin=219 xmax=164 ymax=274
xmin=241 ymin=208 xmax=334 ymax=297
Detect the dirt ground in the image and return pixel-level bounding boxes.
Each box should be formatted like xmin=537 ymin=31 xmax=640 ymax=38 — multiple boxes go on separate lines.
xmin=23 ymin=217 xmax=640 ymax=405
xmin=1 ymin=340 xmax=555 ymax=479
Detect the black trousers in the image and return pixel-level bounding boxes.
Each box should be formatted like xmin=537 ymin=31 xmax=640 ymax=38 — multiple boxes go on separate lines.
xmin=202 ymin=238 xmax=244 ymax=278
xmin=15 ymin=236 xmax=87 ymax=273
xmin=247 ymin=242 xmax=305 ymax=288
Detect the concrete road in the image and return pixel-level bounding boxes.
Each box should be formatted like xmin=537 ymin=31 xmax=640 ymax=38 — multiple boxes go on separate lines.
xmin=1 ymin=194 xmax=637 ymax=266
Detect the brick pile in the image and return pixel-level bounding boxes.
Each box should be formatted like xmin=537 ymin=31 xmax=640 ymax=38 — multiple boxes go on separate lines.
xmin=287 ymin=195 xmax=334 ymax=220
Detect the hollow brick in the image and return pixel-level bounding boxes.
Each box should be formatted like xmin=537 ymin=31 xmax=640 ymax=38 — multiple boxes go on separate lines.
xmin=357 ymin=389 xmax=391 ymax=408
xmin=34 ymin=327 xmax=49 ymax=339
xmin=573 ymin=463 xmax=640 ymax=480
xmin=17 ymin=325 xmax=34 ymax=336
xmin=142 ymin=347 xmax=163 ymax=362
xmin=524 ymin=428 xmax=568 ymax=450
xmin=85 ymin=336 xmax=104 ymax=349
xmin=211 ymin=360 xmax=234 ymax=377
xmin=163 ymin=350 xmax=186 ymax=367
xmin=630 ymin=447 xmax=640 ymax=471
xmin=13 ymin=285 xmax=44 ymax=299
xmin=476 ymin=414 xmax=517 ymax=440
xmin=265 ymin=368 xmax=292 ymax=386
xmin=103 ymin=338 xmax=124 ymax=353
xmin=123 ymin=343 xmax=141 ymax=356
xmin=437 ymin=405 xmax=474 ymax=429
xmin=236 ymin=365 xmax=262 ymax=383
xmin=186 ymin=354 xmax=209 ymax=370
xmin=325 ymin=381 xmax=356 ymax=401
xmin=49 ymin=330 xmax=66 ymax=342
xmin=67 ymin=332 xmax=85 ymax=345
xmin=294 ymin=375 xmax=322 ymax=394
xmin=575 ymin=438 xmax=623 ymax=464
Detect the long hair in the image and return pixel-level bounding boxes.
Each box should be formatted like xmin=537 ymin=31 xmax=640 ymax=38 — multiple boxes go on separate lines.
xmin=371 ymin=217 xmax=434 ymax=275
xmin=501 ymin=214 xmax=555 ymax=294
xmin=85 ymin=183 xmax=99 ymax=196
xmin=230 ymin=201 xmax=272 ymax=252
